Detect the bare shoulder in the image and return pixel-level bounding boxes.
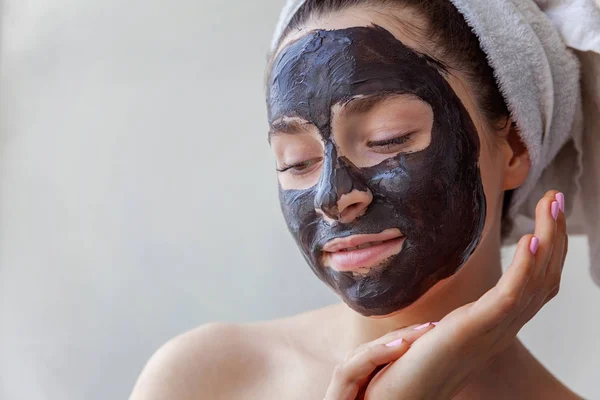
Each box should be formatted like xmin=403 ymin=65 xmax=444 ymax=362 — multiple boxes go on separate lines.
xmin=129 ymin=305 xmax=343 ymax=400
xmin=129 ymin=322 xmax=274 ymax=400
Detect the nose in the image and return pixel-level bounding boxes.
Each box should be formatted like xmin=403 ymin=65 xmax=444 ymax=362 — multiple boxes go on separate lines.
xmin=314 ymin=143 xmax=373 ymax=224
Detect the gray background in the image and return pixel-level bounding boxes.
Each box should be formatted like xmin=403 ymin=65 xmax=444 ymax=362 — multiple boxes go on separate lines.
xmin=0 ymin=1 xmax=598 ymax=399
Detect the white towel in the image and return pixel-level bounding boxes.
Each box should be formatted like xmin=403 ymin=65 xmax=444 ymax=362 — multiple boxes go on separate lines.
xmin=269 ymin=0 xmax=600 ymax=285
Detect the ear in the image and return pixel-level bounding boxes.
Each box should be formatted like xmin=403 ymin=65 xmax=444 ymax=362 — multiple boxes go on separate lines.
xmin=501 ymin=120 xmax=530 ymax=191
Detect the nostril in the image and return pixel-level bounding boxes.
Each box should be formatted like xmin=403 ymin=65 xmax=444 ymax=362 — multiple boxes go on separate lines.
xmin=339 ymin=200 xmax=370 ymax=223
xmin=342 ymin=203 xmax=362 ymax=217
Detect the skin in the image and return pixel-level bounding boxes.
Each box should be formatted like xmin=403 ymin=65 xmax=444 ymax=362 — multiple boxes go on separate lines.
xmin=130 ymin=5 xmax=582 ymax=400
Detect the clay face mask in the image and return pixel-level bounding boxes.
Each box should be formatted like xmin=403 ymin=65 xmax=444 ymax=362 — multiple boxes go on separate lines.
xmin=266 ymin=26 xmax=486 ymax=316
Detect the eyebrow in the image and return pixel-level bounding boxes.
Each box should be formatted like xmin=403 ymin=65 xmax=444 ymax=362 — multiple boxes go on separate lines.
xmin=268 ymin=118 xmax=312 ymax=143
xmin=340 ymin=93 xmax=419 ymax=116
xmin=267 ymin=93 xmax=423 ymax=143
xmin=341 ymin=94 xmax=389 ymax=115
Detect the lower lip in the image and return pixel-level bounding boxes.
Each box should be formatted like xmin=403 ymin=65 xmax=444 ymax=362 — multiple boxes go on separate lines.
xmin=323 ymin=237 xmax=406 ymax=272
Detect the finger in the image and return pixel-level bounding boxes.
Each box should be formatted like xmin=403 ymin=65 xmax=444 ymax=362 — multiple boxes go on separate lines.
xmin=347 ymin=322 xmax=437 ymax=360
xmin=324 ymin=339 xmax=411 ymax=400
xmin=532 ymin=190 xmax=560 ymax=281
xmin=396 ymin=322 xmax=438 ymax=344
xmin=539 ymin=240 xmax=566 ymax=307
xmin=558 ymin=192 xmax=569 ymax=270
xmin=543 ymin=193 xmax=567 ymax=298
xmin=545 ymin=192 xmax=567 ymax=278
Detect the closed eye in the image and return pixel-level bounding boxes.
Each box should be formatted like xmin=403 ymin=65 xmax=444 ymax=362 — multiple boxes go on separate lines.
xmin=367 ymin=132 xmax=415 ymax=153
xmin=276 ymin=158 xmax=323 ymax=175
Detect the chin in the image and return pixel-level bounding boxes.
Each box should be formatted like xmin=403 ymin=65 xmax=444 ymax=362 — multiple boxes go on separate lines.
xmin=344 ymin=271 xmax=459 ymax=318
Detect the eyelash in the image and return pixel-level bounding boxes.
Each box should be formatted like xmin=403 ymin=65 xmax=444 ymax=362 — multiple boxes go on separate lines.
xmin=367 ymin=132 xmax=415 ymax=151
xmin=277 ymin=158 xmax=323 ymax=175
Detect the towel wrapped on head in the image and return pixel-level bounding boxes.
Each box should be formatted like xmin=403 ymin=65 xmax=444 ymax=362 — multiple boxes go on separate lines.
xmin=269 ymin=0 xmax=600 ymax=285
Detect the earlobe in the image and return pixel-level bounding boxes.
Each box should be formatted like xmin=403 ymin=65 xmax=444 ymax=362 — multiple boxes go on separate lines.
xmin=502 ymin=121 xmax=531 ymax=191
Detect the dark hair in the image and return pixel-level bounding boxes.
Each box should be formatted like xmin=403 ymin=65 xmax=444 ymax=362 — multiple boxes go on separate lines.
xmin=271 ymin=0 xmax=514 ymax=237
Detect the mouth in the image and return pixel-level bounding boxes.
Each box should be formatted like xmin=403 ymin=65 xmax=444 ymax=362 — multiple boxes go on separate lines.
xmin=321 ymin=228 xmax=405 ymax=272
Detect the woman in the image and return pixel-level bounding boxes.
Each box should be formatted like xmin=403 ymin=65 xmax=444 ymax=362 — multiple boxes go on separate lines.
xmin=131 ymin=0 xmax=588 ymax=398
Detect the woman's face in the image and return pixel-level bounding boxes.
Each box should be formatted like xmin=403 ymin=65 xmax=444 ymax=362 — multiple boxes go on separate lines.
xmin=266 ymin=8 xmax=508 ymax=316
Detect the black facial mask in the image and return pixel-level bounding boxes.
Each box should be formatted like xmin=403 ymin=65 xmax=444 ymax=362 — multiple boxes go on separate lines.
xmin=266 ymin=26 xmax=486 ymax=316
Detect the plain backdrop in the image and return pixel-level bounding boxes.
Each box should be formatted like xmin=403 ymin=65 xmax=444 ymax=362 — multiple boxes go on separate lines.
xmin=0 ymin=1 xmax=599 ymax=399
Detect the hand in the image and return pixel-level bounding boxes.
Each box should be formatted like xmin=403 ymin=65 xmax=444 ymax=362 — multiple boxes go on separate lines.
xmin=323 ymin=322 xmax=438 ymax=400
xmin=364 ymin=190 xmax=568 ymax=399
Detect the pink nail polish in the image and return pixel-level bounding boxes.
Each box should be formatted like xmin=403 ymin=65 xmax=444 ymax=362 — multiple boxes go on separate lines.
xmin=413 ymin=322 xmax=431 ymax=331
xmin=551 ymin=201 xmax=559 ymax=221
xmin=432 ymin=322 xmax=439 ymax=326
xmin=556 ymin=192 xmax=565 ymax=213
xmin=386 ymin=338 xmax=404 ymax=347
xmin=529 ymin=236 xmax=539 ymax=255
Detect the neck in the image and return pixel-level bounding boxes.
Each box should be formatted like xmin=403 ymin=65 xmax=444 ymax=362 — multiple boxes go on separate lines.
xmin=455 ymin=339 xmax=576 ymax=399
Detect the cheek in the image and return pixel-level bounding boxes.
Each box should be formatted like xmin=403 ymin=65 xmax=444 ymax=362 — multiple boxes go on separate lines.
xmin=279 ymin=188 xmax=318 ymax=236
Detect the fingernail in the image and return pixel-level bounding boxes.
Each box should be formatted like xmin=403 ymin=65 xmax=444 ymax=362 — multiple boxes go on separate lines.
xmin=551 ymin=201 xmax=559 ymax=221
xmin=413 ymin=322 xmax=431 ymax=331
xmin=556 ymin=192 xmax=565 ymax=213
xmin=432 ymin=322 xmax=439 ymax=326
xmin=386 ymin=338 xmax=404 ymax=347
xmin=529 ymin=236 xmax=539 ymax=255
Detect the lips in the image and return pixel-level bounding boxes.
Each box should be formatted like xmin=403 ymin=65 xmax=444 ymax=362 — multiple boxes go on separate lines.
xmin=321 ymin=228 xmax=405 ymax=272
